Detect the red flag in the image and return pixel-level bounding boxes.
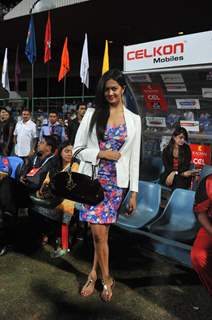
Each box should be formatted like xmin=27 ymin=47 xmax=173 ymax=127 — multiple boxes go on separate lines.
xmin=44 ymin=11 xmax=51 ymax=63
xmin=14 ymin=45 xmax=21 ymax=92
xmin=58 ymin=37 xmax=70 ymax=81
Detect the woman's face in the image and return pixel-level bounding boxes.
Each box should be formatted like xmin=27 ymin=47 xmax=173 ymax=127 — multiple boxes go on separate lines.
xmin=0 ymin=110 xmax=10 ymax=121
xmin=61 ymin=145 xmax=72 ymax=163
xmin=104 ymin=79 xmax=124 ymax=106
xmin=173 ymin=133 xmax=186 ymax=146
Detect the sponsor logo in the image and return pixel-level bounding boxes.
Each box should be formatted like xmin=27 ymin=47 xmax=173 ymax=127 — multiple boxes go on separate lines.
xmin=181 ymin=122 xmax=196 ymax=127
xmin=193 ymin=158 xmax=205 ymax=166
xmin=153 ymin=56 xmax=184 ymax=64
xmin=193 ymin=151 xmax=208 ymax=156
xmin=178 ymin=101 xmax=196 ymax=106
xmin=127 ymin=42 xmax=184 ymax=61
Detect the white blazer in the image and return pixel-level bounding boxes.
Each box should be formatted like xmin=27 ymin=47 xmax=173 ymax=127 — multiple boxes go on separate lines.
xmin=73 ymin=107 xmax=141 ymax=192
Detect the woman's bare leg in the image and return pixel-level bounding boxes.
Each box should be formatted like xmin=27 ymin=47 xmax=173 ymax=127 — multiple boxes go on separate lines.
xmin=80 ymin=237 xmax=98 ymax=296
xmin=91 ymin=224 xmax=114 ymax=301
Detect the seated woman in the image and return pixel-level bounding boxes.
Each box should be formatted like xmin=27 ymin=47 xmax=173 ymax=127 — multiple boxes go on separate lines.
xmin=191 ymin=174 xmax=212 ymax=296
xmin=36 ymin=141 xmax=79 ymax=257
xmin=160 ymin=126 xmax=199 ymax=190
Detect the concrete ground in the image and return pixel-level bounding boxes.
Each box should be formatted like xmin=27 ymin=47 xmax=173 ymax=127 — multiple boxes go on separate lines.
xmin=0 ymin=217 xmax=211 ymax=320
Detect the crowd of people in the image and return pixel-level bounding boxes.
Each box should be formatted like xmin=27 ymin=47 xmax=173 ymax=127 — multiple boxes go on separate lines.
xmin=0 ymin=69 xmax=212 ymax=301
xmin=0 ymin=101 xmax=88 ymax=254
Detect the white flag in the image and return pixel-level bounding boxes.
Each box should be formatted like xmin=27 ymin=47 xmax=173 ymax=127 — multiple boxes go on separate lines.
xmin=80 ymin=33 xmax=89 ymax=88
xmin=1 ymin=48 xmax=10 ymax=92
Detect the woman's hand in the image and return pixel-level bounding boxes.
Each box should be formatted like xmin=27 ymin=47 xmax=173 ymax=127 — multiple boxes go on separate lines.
xmin=166 ymin=171 xmax=176 ymax=186
xmin=36 ymin=190 xmax=43 ymax=198
xmin=37 ymin=182 xmax=49 ymax=198
xmin=126 ymin=192 xmax=137 ymax=215
xmin=98 ymin=150 xmax=121 ymax=161
xmin=20 ymin=176 xmax=27 ymax=185
xmin=182 ymin=169 xmax=200 ymax=177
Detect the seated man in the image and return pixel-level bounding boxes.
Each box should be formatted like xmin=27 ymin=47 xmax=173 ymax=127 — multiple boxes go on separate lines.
xmin=191 ymin=174 xmax=212 ymax=295
xmin=0 ymin=136 xmax=58 ymax=255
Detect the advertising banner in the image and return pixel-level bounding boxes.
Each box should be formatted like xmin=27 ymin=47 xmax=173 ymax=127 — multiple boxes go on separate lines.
xmin=161 ymin=73 xmax=184 ymax=83
xmin=124 ymin=31 xmax=212 ymax=71
xmin=141 ymin=84 xmax=168 ymax=112
xmin=165 ymin=83 xmax=187 ymax=92
xmin=180 ymin=120 xmax=199 ymax=132
xmin=190 ymin=144 xmax=211 ymax=168
xmin=202 ymin=88 xmax=212 ymax=98
xmin=176 ymin=99 xmax=200 ymax=109
xmin=128 ymin=74 xmax=151 ymax=83
xmin=146 ymin=116 xmax=166 ymax=127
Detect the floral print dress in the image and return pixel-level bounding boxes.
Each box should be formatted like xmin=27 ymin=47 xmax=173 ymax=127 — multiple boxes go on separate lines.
xmin=79 ymin=123 xmax=127 ymax=224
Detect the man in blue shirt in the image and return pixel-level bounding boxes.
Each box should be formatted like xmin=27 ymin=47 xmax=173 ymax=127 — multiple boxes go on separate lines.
xmin=39 ymin=110 xmax=66 ymax=143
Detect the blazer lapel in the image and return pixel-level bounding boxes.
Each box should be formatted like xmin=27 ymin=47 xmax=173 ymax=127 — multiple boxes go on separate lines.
xmin=120 ymin=107 xmax=135 ymax=152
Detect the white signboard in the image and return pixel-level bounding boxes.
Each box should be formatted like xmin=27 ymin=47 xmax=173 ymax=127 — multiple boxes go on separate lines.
xmin=161 ymin=73 xmax=184 ymax=83
xmin=176 ymin=99 xmax=200 ymax=109
xmin=165 ymin=83 xmax=187 ymax=92
xmin=202 ymin=88 xmax=212 ymax=98
xmin=128 ymin=74 xmax=151 ymax=83
xmin=124 ymin=31 xmax=212 ymax=72
xmin=180 ymin=120 xmax=200 ymax=132
xmin=146 ymin=117 xmax=166 ymax=127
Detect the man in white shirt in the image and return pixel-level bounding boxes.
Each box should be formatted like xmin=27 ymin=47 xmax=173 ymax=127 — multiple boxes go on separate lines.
xmin=14 ymin=109 xmax=37 ymax=159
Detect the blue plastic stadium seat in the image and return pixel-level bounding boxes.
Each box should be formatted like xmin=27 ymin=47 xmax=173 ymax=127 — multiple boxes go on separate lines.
xmin=140 ymin=157 xmax=164 ymax=182
xmin=149 ymin=188 xmax=199 ymax=242
xmin=8 ymin=156 xmax=24 ymax=179
xmin=0 ymin=156 xmax=23 ymax=179
xmin=151 ymin=157 xmax=164 ymax=183
xmin=117 ymin=181 xmax=161 ymax=229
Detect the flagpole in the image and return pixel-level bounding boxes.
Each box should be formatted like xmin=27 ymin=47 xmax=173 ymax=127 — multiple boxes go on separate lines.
xmin=63 ymin=75 xmax=66 ymax=106
xmin=82 ymin=83 xmax=85 ymax=102
xmin=46 ymin=61 xmax=50 ymax=114
xmin=32 ymin=62 xmax=34 ymax=116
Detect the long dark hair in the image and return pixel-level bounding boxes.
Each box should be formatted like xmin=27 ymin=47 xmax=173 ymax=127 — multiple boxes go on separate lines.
xmin=166 ymin=126 xmax=189 ymax=163
xmin=89 ymin=69 xmax=126 ymax=141
xmin=57 ymin=140 xmax=72 ymax=171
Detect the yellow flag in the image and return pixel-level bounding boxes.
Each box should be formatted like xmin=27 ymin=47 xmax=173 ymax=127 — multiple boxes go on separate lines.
xmin=102 ymin=40 xmax=109 ymax=75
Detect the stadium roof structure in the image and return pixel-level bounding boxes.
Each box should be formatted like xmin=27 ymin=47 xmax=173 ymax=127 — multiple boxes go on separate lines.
xmin=4 ymin=0 xmax=90 ymax=20
xmin=1 ymin=0 xmax=211 ymax=45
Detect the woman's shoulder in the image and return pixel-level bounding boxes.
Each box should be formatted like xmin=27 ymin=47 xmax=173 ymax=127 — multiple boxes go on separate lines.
xmin=81 ymin=107 xmax=95 ymax=123
xmin=183 ymin=143 xmax=191 ymax=153
xmin=162 ymin=145 xmax=170 ymax=155
xmin=125 ymin=108 xmax=141 ymax=124
xmin=86 ymin=107 xmax=95 ymax=115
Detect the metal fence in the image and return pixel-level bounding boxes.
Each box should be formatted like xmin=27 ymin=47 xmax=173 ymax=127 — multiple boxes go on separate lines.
xmin=0 ymin=95 xmax=95 ymax=118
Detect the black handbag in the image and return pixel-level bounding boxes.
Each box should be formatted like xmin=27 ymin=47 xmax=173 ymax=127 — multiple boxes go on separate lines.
xmin=50 ymin=148 xmax=104 ymax=206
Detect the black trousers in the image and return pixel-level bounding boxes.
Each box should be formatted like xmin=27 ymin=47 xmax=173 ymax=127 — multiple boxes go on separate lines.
xmin=0 ymin=177 xmax=31 ymax=245
xmin=0 ymin=176 xmax=31 ymax=215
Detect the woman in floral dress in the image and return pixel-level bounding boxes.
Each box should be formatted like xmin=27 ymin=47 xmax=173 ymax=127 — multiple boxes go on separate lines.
xmin=74 ymin=69 xmax=141 ymax=302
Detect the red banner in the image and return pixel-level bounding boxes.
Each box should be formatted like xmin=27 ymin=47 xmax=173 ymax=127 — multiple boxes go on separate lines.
xmin=190 ymin=144 xmax=211 ymax=168
xmin=141 ymin=84 xmax=168 ymax=112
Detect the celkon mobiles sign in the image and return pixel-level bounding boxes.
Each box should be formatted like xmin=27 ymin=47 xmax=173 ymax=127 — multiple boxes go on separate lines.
xmin=124 ymin=31 xmax=212 ymax=71
xmin=190 ymin=144 xmax=211 ymax=168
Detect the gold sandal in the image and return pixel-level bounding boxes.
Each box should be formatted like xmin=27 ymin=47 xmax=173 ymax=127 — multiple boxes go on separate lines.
xmin=80 ymin=275 xmax=96 ymax=297
xmin=100 ymin=278 xmax=115 ymax=302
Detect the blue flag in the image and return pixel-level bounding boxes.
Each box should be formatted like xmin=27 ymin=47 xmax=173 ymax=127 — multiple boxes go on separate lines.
xmin=25 ymin=15 xmax=36 ymax=64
